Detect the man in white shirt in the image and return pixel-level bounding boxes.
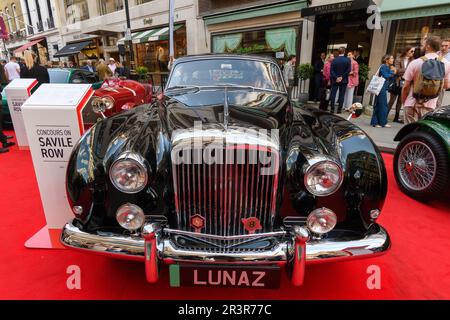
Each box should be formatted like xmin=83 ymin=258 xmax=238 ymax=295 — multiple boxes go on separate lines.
xmin=4 ymin=56 xmax=21 ymax=82
xmin=402 ymin=36 xmax=450 ymax=123
xmin=108 ymin=58 xmax=117 ymax=75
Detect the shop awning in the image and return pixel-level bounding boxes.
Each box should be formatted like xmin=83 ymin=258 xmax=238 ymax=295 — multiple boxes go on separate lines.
xmin=203 ymin=0 xmax=306 ymax=25
xmin=381 ymin=0 xmax=450 ymax=21
xmin=53 ymin=41 xmax=92 ymax=58
xmin=14 ymin=38 xmax=44 ymax=54
xmin=117 ymin=25 xmax=182 ymax=45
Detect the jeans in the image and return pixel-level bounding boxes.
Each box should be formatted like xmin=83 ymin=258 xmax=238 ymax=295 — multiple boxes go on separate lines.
xmin=371 ymin=88 xmax=389 ymax=127
xmin=330 ymin=82 xmax=347 ymax=112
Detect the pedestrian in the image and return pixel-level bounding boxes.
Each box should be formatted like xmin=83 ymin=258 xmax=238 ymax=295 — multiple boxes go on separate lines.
xmin=387 ymin=46 xmax=414 ymax=123
xmin=436 ymin=39 xmax=450 ymax=107
xmin=0 ymin=60 xmax=7 ymax=85
xmin=108 ymin=58 xmax=117 ymax=75
xmin=370 ymin=54 xmax=397 ymax=128
xmin=283 ymin=55 xmax=296 ymax=99
xmin=81 ymin=60 xmax=95 ymax=73
xmin=402 ymin=36 xmax=450 ymax=124
xmin=329 ymin=47 xmax=351 ymax=114
xmin=313 ymin=52 xmax=326 ymax=102
xmin=20 ymin=50 xmax=50 ymax=85
xmin=319 ymin=53 xmax=334 ymax=111
xmin=4 ymin=56 xmax=21 ymax=82
xmin=0 ymin=86 xmax=14 ymax=153
xmin=438 ymin=38 xmax=450 ymax=61
xmin=343 ymin=51 xmax=359 ymax=110
xmin=96 ymin=59 xmax=113 ymax=81
xmin=354 ymin=49 xmax=364 ymax=65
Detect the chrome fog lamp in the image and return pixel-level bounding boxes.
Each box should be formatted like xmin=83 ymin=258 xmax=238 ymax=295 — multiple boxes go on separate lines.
xmin=109 ymin=153 xmax=148 ymax=194
xmin=307 ymin=207 xmax=337 ymax=235
xmin=92 ymin=96 xmax=115 ymax=114
xmin=304 ymin=159 xmax=343 ymax=196
xmin=116 ymin=203 xmax=145 ymax=231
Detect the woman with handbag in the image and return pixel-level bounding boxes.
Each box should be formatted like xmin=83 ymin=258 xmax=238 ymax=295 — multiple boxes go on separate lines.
xmin=370 ymin=54 xmax=396 ymax=128
xmin=387 ymin=46 xmax=414 ymax=123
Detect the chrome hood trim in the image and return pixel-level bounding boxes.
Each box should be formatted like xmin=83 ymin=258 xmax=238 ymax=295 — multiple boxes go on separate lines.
xmin=171 ymin=125 xmax=280 ymax=151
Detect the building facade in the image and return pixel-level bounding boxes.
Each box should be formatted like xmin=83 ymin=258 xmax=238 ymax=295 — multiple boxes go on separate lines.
xmin=18 ymin=0 xmax=64 ymax=63
xmin=0 ymin=0 xmax=27 ymax=58
xmin=55 ymin=0 xmax=203 ymax=72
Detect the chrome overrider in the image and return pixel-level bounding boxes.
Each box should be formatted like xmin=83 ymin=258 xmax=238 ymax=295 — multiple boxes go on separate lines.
xmin=60 ymin=221 xmax=390 ymax=286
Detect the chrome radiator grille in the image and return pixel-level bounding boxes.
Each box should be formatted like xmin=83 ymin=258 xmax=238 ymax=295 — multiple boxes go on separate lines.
xmin=172 ymin=146 xmax=279 ymax=236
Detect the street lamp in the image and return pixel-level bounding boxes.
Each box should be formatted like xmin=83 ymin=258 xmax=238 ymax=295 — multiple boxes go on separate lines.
xmin=124 ymin=0 xmax=135 ymax=70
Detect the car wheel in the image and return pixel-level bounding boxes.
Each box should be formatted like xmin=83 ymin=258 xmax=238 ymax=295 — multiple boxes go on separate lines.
xmin=394 ymin=130 xmax=449 ymax=202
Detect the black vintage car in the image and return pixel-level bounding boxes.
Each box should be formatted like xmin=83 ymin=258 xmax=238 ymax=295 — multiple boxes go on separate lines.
xmin=61 ymin=55 xmax=390 ymax=288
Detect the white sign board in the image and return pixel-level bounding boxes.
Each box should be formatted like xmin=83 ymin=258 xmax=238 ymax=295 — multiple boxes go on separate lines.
xmin=22 ymin=84 xmax=94 ymax=232
xmin=4 ymin=78 xmax=38 ymax=149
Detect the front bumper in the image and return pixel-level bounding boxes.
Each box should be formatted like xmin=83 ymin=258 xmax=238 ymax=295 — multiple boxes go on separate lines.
xmin=61 ymin=221 xmax=390 ymax=286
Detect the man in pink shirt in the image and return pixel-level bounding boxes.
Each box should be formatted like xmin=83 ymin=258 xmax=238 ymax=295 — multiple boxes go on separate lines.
xmin=402 ymin=36 xmax=450 ymax=124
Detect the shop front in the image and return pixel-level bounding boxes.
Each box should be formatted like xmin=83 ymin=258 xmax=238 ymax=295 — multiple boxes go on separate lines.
xmin=381 ymin=0 xmax=450 ymax=105
xmin=118 ymin=24 xmax=187 ymax=86
xmin=203 ymin=1 xmax=306 ymax=67
xmin=211 ymin=25 xmax=300 ymax=65
xmin=382 ymin=0 xmax=450 ymax=55
xmin=301 ymin=0 xmax=377 ymax=98
xmin=54 ymin=37 xmax=103 ymax=67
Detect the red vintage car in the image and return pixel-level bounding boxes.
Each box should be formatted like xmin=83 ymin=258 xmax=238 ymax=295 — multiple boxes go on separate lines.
xmin=82 ymin=78 xmax=153 ymax=130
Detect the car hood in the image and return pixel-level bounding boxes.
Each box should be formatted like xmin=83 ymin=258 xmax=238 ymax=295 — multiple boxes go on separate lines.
xmin=163 ymin=89 xmax=289 ymax=134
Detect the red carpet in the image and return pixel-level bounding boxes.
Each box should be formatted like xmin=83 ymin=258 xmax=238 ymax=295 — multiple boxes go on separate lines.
xmin=0 ymin=130 xmax=449 ymax=300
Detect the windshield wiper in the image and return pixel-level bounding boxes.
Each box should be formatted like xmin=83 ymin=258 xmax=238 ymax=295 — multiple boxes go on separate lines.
xmin=214 ymin=84 xmax=256 ymax=91
xmin=166 ymin=85 xmax=201 ymax=93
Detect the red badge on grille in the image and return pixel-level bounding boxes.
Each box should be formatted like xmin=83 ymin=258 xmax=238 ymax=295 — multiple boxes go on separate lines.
xmin=190 ymin=214 xmax=205 ymax=233
xmin=241 ymin=217 xmax=262 ymax=234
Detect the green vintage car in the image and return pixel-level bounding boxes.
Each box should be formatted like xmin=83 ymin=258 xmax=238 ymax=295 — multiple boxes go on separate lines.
xmin=394 ymin=105 xmax=450 ymax=201
xmin=1 ymin=68 xmax=103 ymax=126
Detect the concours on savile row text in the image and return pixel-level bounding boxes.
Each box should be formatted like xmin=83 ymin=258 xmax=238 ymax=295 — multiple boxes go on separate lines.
xmin=0 ymin=0 xmax=449 ymax=302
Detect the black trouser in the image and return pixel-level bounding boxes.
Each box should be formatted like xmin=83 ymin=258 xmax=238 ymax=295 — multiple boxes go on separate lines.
xmin=0 ymin=86 xmax=6 ymax=143
xmin=330 ymin=82 xmax=347 ymax=113
xmin=388 ymin=93 xmax=402 ymax=121
xmin=314 ymin=74 xmax=323 ymax=101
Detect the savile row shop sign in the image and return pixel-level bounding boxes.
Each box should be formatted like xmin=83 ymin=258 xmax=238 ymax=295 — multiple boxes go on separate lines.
xmin=21 ymin=84 xmax=94 ymax=248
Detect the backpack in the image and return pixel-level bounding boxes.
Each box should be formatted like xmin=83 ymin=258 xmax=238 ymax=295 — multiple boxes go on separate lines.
xmin=413 ymin=56 xmax=446 ymax=102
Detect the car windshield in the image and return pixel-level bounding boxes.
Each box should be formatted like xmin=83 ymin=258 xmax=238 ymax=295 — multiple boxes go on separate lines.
xmin=167 ymin=59 xmax=286 ymax=93
xmin=49 ymin=70 xmax=70 ymax=83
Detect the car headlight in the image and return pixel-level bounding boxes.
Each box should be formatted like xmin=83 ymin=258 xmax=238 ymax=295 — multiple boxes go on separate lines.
xmin=109 ymin=153 xmax=148 ymax=194
xmin=92 ymin=96 xmax=114 ymax=114
xmin=307 ymin=207 xmax=337 ymax=234
xmin=116 ymin=203 xmax=145 ymax=231
xmin=304 ymin=159 xmax=343 ymax=196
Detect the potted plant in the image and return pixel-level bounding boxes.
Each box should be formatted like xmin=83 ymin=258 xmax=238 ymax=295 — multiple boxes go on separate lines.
xmin=354 ymin=63 xmax=370 ymax=103
xmin=136 ymin=66 xmax=149 ymax=83
xmin=297 ymin=63 xmax=314 ymax=102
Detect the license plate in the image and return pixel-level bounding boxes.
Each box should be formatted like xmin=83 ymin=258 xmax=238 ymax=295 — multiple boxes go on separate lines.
xmin=169 ymin=264 xmax=280 ymax=289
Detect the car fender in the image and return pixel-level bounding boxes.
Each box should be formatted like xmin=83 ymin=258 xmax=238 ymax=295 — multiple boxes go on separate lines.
xmin=394 ymin=120 xmax=450 ymax=157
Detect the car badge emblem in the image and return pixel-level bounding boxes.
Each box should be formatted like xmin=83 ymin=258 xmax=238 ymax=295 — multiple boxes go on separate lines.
xmin=241 ymin=217 xmax=262 ymax=234
xmin=190 ymin=214 xmax=205 ymax=233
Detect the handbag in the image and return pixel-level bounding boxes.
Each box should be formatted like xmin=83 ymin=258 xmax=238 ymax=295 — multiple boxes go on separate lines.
xmin=366 ymin=66 xmax=386 ymax=96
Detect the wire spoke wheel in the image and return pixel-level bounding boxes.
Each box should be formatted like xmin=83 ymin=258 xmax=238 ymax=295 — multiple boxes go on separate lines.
xmin=398 ymin=141 xmax=436 ymax=191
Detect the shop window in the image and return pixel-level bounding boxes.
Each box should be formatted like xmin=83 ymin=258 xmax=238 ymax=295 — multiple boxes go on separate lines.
xmin=98 ymin=0 xmax=124 ymax=15
xmin=390 ymin=16 xmax=450 ymax=57
xmin=64 ymin=0 xmax=90 ymax=24
xmin=212 ymin=27 xmax=298 ymax=60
